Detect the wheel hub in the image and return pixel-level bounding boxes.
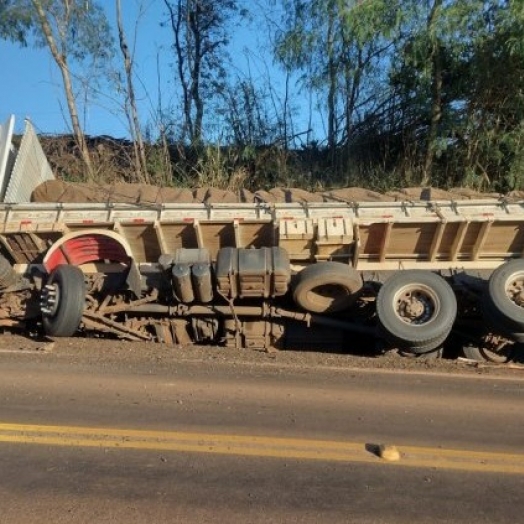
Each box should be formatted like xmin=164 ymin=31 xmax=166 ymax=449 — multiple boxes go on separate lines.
xmin=402 ymin=295 xmax=426 ymax=319
xmin=40 ymin=283 xmax=60 ymax=316
xmin=396 ymin=289 xmax=436 ymax=324
xmin=507 ymin=279 xmax=524 ymax=307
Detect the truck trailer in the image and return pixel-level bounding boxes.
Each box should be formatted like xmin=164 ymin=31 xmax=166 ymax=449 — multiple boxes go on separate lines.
xmin=1 ymin=116 xmax=524 ymax=363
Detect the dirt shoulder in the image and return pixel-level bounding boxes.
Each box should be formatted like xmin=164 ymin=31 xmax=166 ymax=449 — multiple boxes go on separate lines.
xmin=1 ymin=332 xmax=523 ymax=380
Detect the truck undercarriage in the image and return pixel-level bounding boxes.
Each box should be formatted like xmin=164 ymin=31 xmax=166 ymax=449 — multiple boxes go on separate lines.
xmin=1 ymin=116 xmax=524 ymax=364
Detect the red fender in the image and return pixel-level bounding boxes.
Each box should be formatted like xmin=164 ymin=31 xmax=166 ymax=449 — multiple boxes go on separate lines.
xmin=43 ymin=230 xmax=133 ymax=273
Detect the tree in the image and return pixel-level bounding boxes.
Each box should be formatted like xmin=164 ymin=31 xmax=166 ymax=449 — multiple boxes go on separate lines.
xmin=163 ymin=0 xmax=238 ymax=145
xmin=0 ymin=0 xmax=32 ymax=42
xmin=115 ymin=0 xmax=149 ymax=184
xmin=387 ymin=0 xmax=486 ymax=184
xmin=385 ymin=0 xmax=524 ymax=187
xmin=273 ymin=0 xmax=400 ymax=167
xmin=0 ymin=0 xmax=113 ymax=181
xmin=460 ymin=1 xmax=524 ymax=190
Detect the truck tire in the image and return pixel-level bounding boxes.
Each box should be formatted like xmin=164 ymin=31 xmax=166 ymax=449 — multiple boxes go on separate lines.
xmin=42 ymin=265 xmax=86 ymax=337
xmin=292 ymin=262 xmax=363 ymax=314
xmin=376 ymin=270 xmax=457 ymax=353
xmin=483 ymin=259 xmax=524 ymax=338
xmin=399 ymin=347 xmax=444 ymax=360
xmin=461 ymin=343 xmax=512 ymax=363
xmin=0 ymin=254 xmax=18 ymax=289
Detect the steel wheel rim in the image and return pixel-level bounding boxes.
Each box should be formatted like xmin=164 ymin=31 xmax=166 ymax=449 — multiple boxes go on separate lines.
xmin=480 ymin=345 xmax=512 ymax=363
xmin=392 ymin=283 xmax=440 ymax=325
xmin=504 ymin=270 xmax=524 ymax=308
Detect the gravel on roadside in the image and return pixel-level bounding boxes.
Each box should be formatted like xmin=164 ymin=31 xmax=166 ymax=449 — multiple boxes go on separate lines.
xmin=0 ymin=332 xmax=523 ymax=379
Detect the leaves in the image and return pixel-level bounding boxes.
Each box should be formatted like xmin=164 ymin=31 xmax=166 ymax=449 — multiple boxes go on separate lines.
xmin=1 ymin=0 xmax=524 ymax=190
xmin=0 ymin=0 xmax=33 ymax=43
xmin=163 ymin=0 xmax=240 ymax=144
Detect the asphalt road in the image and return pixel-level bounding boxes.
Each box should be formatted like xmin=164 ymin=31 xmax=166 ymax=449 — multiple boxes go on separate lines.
xmin=0 ymin=336 xmax=523 ymax=523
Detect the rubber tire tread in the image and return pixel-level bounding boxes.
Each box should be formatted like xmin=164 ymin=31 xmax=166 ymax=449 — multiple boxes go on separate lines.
xmin=461 ymin=343 xmax=511 ymax=364
xmin=481 ymin=294 xmax=522 ymax=341
xmin=0 ymin=254 xmax=17 ymax=288
xmin=292 ymin=262 xmax=363 ymax=314
xmin=408 ymin=330 xmax=450 ymax=355
xmin=376 ymin=270 xmax=457 ymax=353
xmin=42 ymin=265 xmax=86 ymax=337
xmin=399 ymin=347 xmax=444 ymax=360
xmin=483 ymin=259 xmax=524 ymax=337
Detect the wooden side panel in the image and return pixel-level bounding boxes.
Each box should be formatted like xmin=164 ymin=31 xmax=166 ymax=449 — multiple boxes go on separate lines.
xmin=359 ymin=220 xmax=524 ymax=263
xmin=198 ymin=223 xmax=236 ymax=258
xmin=117 ymin=224 xmax=162 ymax=263
xmin=1 ymin=203 xmax=523 ymax=269
xmin=359 ymin=222 xmax=439 ymax=260
xmin=386 ymin=223 xmax=436 ymax=259
xmin=358 ymin=223 xmax=384 ymax=257
xmin=436 ymin=222 xmax=460 ymax=258
xmin=157 ymin=224 xmax=198 ymax=252
xmin=459 ymin=222 xmax=483 ymax=258
xmin=237 ymin=223 xmax=275 ymax=249
xmin=482 ymin=222 xmax=524 ymax=256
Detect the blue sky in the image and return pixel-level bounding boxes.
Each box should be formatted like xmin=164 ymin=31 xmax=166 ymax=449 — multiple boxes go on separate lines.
xmin=0 ymin=1 xmax=293 ymax=139
xmin=2 ymin=2 xmax=161 ymax=136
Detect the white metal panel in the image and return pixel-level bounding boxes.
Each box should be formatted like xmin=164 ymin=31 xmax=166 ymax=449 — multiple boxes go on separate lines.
xmin=4 ymin=119 xmax=54 ymax=203
xmin=0 ymin=115 xmax=16 ymax=201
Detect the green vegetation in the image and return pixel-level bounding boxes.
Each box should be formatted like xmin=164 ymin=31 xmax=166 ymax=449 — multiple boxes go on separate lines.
xmin=2 ymin=1 xmax=524 ymax=191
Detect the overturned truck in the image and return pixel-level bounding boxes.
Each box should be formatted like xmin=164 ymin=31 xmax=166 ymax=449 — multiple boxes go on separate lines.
xmin=1 ymin=116 xmax=524 ymax=362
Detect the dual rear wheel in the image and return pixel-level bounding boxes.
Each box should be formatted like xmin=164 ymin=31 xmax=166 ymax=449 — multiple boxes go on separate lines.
xmin=473 ymin=258 xmax=524 ymax=363
xmin=483 ymin=259 xmax=524 ymax=342
xmin=293 ymin=264 xmax=457 ymax=356
xmin=376 ymin=270 xmax=457 ymax=354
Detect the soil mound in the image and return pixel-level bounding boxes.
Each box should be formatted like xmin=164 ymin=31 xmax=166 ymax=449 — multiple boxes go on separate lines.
xmin=31 ymin=180 xmax=504 ymax=205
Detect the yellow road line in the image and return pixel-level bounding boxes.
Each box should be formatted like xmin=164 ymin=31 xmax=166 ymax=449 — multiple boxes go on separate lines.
xmin=0 ymin=422 xmax=523 ymax=474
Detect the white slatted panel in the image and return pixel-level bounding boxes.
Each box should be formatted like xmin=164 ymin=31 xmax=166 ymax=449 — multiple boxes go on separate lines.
xmin=0 ymin=115 xmax=16 ymax=201
xmin=4 ymin=119 xmax=54 ymax=203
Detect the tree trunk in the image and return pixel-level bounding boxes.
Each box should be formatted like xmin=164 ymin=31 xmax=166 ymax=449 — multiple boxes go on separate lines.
xmin=422 ymin=0 xmax=443 ymax=187
xmin=326 ymin=3 xmax=337 ymax=166
xmin=116 ymin=0 xmax=150 ymax=184
xmin=31 ymin=0 xmax=95 ymax=182
xmin=189 ymin=0 xmax=203 ymax=145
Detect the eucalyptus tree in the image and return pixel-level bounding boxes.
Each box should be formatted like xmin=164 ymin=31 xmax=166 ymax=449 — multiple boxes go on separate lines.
xmin=461 ymin=0 xmax=524 ymax=190
xmin=389 ymin=0 xmax=524 ymax=187
xmin=115 ymin=0 xmax=149 ymax=184
xmin=0 ymin=0 xmax=114 ymax=181
xmin=0 ymin=0 xmax=32 ymax=42
xmin=163 ymin=0 xmax=239 ymax=145
xmin=273 ymin=0 xmax=400 ymax=164
xmin=389 ymin=0 xmax=485 ymax=184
